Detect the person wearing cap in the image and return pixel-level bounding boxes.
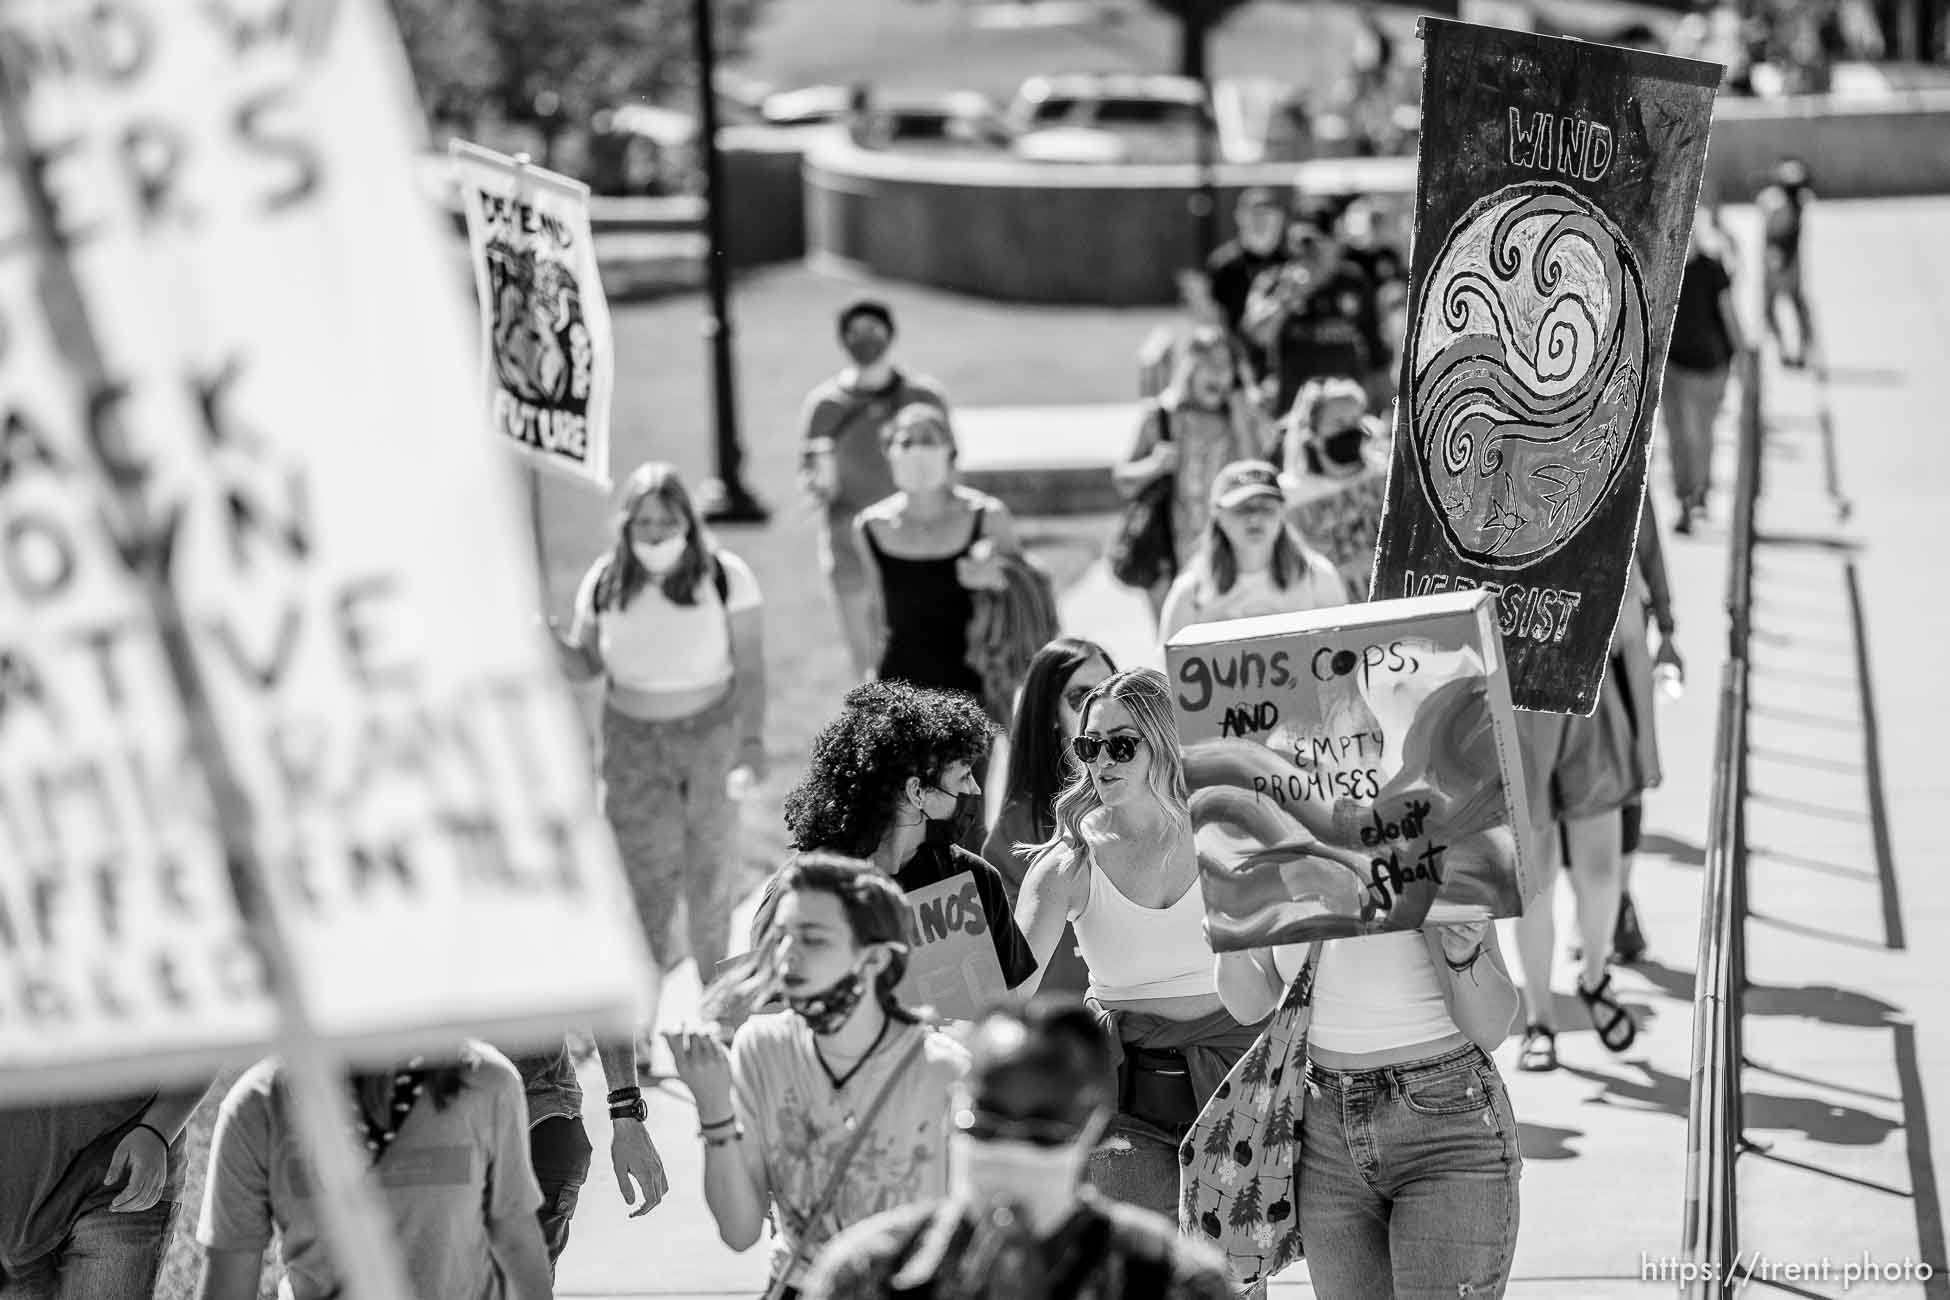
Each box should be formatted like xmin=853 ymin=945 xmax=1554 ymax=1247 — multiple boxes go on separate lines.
xmin=1242 ymin=214 xmax=1378 ymax=419
xmin=1203 ymin=188 xmax=1289 ymax=383
xmin=1159 ymin=460 xmax=1347 ymax=643
xmin=801 ymin=996 xmax=1234 ymax=1300
xmin=798 ymin=299 xmax=950 ymax=678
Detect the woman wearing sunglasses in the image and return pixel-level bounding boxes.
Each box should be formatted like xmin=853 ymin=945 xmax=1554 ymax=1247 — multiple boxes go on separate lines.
xmin=1159 ymin=460 xmax=1349 ymax=645
xmin=980 ymin=636 xmax=1119 ymax=994
xmin=1013 ymin=669 xmax=1267 ymax=1219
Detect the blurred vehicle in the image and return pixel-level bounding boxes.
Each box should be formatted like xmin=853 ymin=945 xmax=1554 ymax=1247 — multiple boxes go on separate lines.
xmin=587 ymin=103 xmax=699 ymax=195
xmin=1005 ymin=73 xmax=1246 ymax=164
xmin=757 ymin=85 xmax=1008 ymax=151
xmin=1462 ymin=0 xmax=1691 ymax=47
xmin=854 ymin=92 xmax=1012 ymax=150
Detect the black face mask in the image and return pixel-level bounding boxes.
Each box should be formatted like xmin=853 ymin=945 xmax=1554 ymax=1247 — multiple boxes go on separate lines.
xmin=1316 ymin=426 xmax=1366 ymax=471
xmin=844 ymin=337 xmax=890 ymax=368
xmin=925 ymin=792 xmax=983 ymax=847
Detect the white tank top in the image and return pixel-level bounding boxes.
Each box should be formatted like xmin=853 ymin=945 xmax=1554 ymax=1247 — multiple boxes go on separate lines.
xmin=1071 ymin=853 xmax=1217 ymax=1002
xmin=1307 ymin=932 xmax=1458 ymax=1053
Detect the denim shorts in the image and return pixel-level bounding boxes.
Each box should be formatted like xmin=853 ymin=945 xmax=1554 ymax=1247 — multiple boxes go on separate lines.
xmin=1298 ymin=1043 xmax=1522 ymax=1300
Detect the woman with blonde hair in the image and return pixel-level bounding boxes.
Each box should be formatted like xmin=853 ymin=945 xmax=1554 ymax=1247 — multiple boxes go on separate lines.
xmin=1014 ymin=668 xmax=1267 ymax=1219
xmin=1113 ymin=327 xmax=1271 ymax=614
xmin=550 ymin=460 xmax=766 ymax=981
xmin=1159 ymin=460 xmax=1349 ymax=643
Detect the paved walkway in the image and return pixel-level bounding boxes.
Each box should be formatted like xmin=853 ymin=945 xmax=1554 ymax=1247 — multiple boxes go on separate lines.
xmin=552 ymin=199 xmax=1950 ymax=1298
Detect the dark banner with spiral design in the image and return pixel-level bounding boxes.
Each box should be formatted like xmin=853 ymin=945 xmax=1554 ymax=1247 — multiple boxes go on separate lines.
xmin=1371 ymin=18 xmax=1718 ymax=715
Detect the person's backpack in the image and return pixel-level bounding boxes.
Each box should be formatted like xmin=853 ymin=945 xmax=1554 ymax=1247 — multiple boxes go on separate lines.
xmin=1108 ymin=403 xmax=1177 ymax=591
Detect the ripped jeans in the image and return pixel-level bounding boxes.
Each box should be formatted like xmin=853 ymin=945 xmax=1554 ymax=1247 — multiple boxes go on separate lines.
xmin=1298 ymin=1044 xmax=1522 ymax=1300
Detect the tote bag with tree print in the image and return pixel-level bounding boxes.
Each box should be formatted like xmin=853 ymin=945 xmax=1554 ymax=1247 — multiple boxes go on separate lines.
xmin=1177 ymin=947 xmax=1320 ymax=1287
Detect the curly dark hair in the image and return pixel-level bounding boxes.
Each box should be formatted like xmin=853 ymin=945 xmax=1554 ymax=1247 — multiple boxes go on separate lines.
xmin=784 ymin=681 xmax=996 ymax=858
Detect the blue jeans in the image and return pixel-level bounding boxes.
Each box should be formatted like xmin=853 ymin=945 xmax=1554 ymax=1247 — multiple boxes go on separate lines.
xmin=1298 ymin=1044 xmax=1521 ymax=1300
xmin=0 ymin=1201 xmax=176 ymax=1300
xmin=1086 ymin=1112 xmax=1185 ymax=1220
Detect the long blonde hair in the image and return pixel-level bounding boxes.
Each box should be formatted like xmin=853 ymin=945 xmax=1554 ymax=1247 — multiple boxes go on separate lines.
xmin=1027 ymin=668 xmax=1189 ymax=860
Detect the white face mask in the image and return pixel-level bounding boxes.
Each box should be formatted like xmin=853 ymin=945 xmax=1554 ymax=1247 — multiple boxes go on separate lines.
xmin=888 ymin=444 xmax=953 ymax=494
xmin=948 ymin=1130 xmax=1094 ymax=1237
xmin=632 ymin=536 xmax=687 ymax=573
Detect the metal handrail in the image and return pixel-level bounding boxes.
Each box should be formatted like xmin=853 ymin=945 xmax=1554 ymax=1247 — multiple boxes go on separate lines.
xmin=1679 ymin=343 xmax=1763 ymax=1296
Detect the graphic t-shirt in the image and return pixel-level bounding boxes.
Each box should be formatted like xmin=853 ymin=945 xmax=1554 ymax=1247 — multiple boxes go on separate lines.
xmin=731 ymin=1013 xmax=969 ymax=1287
xmin=198 ymin=1045 xmax=539 ymax=1300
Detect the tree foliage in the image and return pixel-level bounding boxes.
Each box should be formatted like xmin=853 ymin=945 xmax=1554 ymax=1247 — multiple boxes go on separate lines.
xmin=387 ymin=0 xmax=773 ymax=126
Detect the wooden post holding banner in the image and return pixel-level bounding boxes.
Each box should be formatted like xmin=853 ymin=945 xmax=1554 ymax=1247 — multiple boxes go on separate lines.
xmin=0 ymin=44 xmax=416 ymax=1300
xmin=510 ymin=152 xmax=555 ymax=612
xmin=1367 ymin=19 xmax=1719 ymax=715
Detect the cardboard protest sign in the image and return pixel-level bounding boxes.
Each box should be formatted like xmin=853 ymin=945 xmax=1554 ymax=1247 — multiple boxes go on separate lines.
xmin=1165 ymin=592 xmax=1535 ymax=948
xmin=1371 ymin=19 xmax=1718 ymax=714
xmin=894 ymin=874 xmax=1010 ymax=1022
xmin=452 ymin=141 xmax=614 ymax=488
xmin=0 ymin=0 xmax=651 ymax=1102
xmin=1286 ymin=465 xmax=1388 ymax=599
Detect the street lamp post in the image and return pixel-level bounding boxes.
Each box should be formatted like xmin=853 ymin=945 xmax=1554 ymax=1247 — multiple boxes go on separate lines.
xmin=692 ymin=0 xmax=769 ymax=523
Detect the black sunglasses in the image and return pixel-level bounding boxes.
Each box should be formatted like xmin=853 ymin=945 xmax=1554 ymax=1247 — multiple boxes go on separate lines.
xmin=953 ymin=1108 xmax=1086 ymax=1149
xmin=1071 ymin=733 xmax=1142 ymax=765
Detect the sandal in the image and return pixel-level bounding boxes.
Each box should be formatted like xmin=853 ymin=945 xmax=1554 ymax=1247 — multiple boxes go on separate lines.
xmin=1578 ymin=971 xmax=1639 ymax=1053
xmin=1517 ymin=1024 xmax=1558 ymax=1072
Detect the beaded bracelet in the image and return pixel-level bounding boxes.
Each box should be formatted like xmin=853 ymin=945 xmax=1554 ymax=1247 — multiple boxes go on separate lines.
xmin=701 ymin=1126 xmax=745 ymax=1147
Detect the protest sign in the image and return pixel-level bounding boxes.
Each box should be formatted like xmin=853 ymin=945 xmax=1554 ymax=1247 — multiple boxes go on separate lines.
xmin=894 ymin=874 xmax=1010 ymax=1022
xmin=1165 ymin=591 xmax=1535 ymax=948
xmin=0 ymin=0 xmax=651 ymax=1103
xmin=1370 ymin=19 xmax=1718 ymax=714
xmin=1286 ymin=463 xmax=1388 ymax=598
xmin=452 ymin=141 xmax=614 ymax=489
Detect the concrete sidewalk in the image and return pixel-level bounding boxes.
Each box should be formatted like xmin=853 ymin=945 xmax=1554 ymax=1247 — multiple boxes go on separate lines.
xmin=549 ymin=200 xmax=1949 ymax=1298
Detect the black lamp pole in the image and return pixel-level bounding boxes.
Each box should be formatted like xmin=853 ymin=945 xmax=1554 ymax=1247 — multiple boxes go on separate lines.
xmin=692 ymin=0 xmax=768 ymax=523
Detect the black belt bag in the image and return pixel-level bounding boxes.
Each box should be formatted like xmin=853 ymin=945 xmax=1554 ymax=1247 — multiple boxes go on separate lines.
xmin=1119 ymin=1044 xmax=1199 ymax=1132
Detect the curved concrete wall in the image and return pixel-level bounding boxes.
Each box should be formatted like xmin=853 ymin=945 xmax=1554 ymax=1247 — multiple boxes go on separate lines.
xmin=805 ymin=146 xmax=1418 ymax=305
xmin=804 ymin=94 xmax=1950 ymax=304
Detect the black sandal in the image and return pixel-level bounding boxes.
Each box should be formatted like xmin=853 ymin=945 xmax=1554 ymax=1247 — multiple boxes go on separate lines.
xmin=1517 ymin=1024 xmax=1558 ymax=1072
xmin=1578 ymin=971 xmax=1639 ymax=1053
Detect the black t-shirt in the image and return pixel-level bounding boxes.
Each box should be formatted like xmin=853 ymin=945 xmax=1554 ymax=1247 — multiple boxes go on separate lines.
xmin=894 ymin=843 xmax=1040 ymax=990
xmin=1667 ymin=252 xmax=1734 ymax=372
xmin=1271 ymin=264 xmax=1378 ymax=417
xmin=1205 ymin=240 xmax=1286 ymax=378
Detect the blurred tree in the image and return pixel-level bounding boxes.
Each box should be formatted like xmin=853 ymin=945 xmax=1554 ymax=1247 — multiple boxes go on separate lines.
xmin=1143 ymin=0 xmax=1254 ymax=80
xmin=387 ymin=0 xmax=773 ymax=147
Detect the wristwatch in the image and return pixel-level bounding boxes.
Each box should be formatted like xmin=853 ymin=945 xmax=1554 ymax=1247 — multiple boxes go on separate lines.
xmin=607 ymin=1087 xmax=647 ymax=1123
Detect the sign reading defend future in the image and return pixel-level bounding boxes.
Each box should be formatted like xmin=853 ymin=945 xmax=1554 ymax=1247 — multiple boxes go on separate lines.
xmin=1371 ymin=19 xmax=1719 ymax=714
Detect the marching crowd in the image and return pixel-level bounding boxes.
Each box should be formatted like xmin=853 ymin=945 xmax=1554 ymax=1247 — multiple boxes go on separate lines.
xmin=1 ymin=173 xmax=1775 ymax=1300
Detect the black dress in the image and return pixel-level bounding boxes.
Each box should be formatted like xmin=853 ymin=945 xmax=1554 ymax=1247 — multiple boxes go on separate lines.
xmin=867 ymin=504 xmax=986 ymax=699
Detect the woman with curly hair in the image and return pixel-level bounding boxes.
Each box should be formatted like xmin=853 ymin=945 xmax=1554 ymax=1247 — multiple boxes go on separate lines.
xmin=781 ymin=681 xmax=1038 ymax=994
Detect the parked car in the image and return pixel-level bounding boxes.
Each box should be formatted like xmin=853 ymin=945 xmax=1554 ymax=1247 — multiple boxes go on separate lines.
xmin=1005 ymin=73 xmax=1240 ymax=164
xmin=1462 ymin=0 xmax=1690 ymax=48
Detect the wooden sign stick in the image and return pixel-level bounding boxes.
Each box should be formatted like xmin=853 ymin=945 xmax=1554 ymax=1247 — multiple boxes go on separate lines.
xmin=0 ymin=52 xmax=417 ymax=1300
xmin=511 ymin=152 xmax=555 ymax=614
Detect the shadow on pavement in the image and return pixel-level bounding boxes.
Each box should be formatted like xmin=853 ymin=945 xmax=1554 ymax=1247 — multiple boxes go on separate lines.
xmin=1515 ymin=1123 xmax=1584 ymax=1161
xmin=1636 ymin=831 xmax=1704 ymax=868
xmin=1560 ymin=1061 xmax=1899 ymax=1147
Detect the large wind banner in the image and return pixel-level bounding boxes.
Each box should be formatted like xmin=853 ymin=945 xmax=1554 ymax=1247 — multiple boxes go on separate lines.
xmin=0 ymin=0 xmax=651 ymax=1101
xmin=1371 ymin=19 xmax=1718 ymax=714
xmin=453 ymin=141 xmax=614 ymax=488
